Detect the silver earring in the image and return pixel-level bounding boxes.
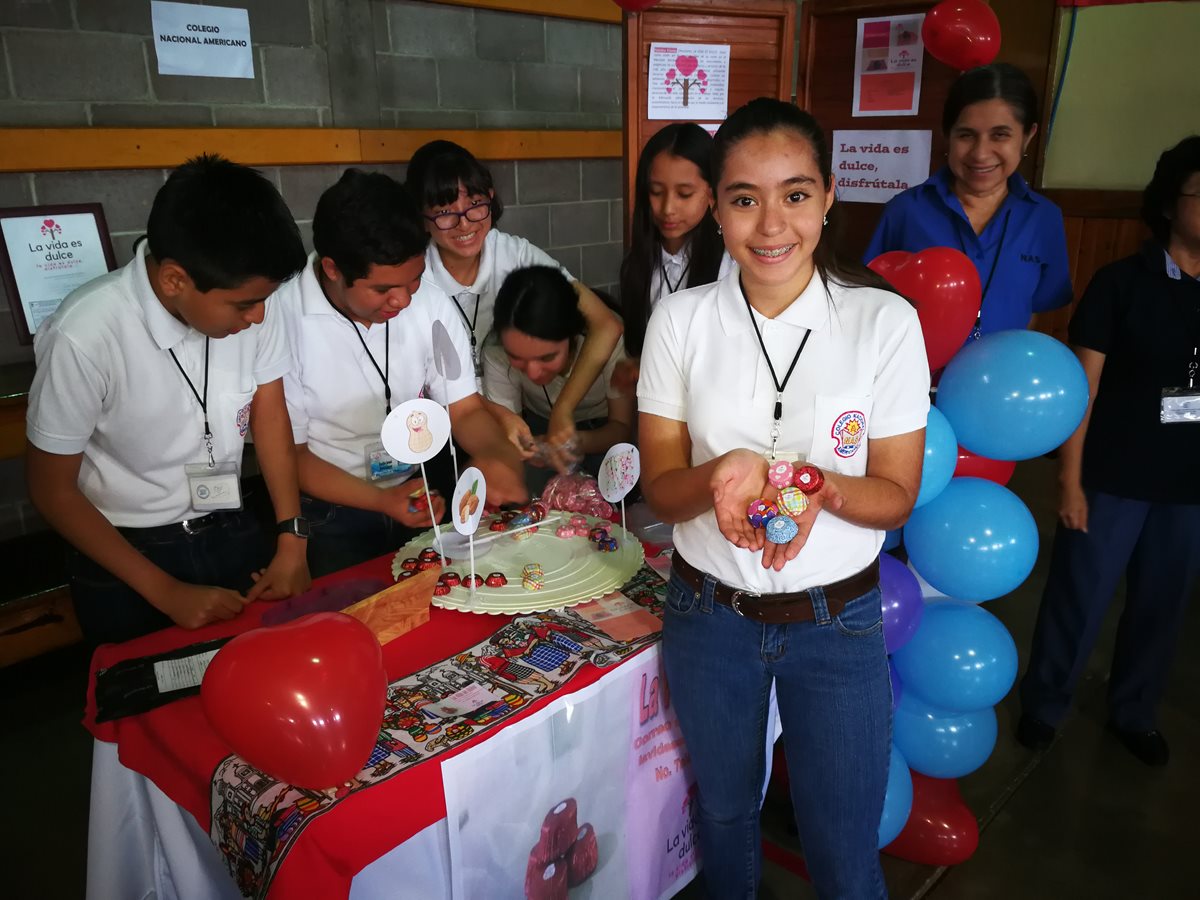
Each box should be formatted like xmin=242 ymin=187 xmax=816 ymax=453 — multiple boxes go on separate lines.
xmin=717 ymin=224 xmax=722 ymax=235
xmin=822 ymin=215 xmax=828 ymax=226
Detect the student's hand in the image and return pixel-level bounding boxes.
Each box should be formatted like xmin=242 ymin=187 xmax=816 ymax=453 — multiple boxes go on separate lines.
xmin=247 ymin=537 xmax=312 ymax=601
xmin=154 ymin=581 xmax=248 ymax=630
xmin=473 ymin=456 xmax=529 ymax=508
xmin=379 ymin=481 xmax=446 ymax=529
xmin=546 ymin=408 xmax=579 ymax=458
xmin=493 ymin=408 xmax=536 ymax=459
xmin=611 ymin=357 xmax=640 ymax=399
xmin=759 ymin=475 xmax=846 ymax=572
xmin=1058 ymin=480 xmax=1088 ymax=532
xmin=711 ymin=449 xmax=769 ymax=552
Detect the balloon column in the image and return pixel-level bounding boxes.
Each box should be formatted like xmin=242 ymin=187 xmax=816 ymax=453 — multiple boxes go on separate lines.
xmin=868 ymin=263 xmax=1088 ymax=863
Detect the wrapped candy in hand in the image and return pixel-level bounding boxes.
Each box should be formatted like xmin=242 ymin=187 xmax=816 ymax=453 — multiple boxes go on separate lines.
xmin=766 ymin=515 xmax=799 ymax=544
xmin=746 ymin=498 xmax=778 ymax=529
xmin=793 ymin=464 xmax=824 ymax=495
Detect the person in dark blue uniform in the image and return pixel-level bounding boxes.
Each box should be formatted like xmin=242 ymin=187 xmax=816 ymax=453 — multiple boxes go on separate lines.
xmin=1018 ymin=136 xmax=1200 ymax=766
xmin=865 ymin=63 xmax=1073 ymax=336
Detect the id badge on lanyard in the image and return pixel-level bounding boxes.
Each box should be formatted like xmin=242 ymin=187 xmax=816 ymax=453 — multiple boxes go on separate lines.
xmin=364 ymin=440 xmax=414 ymax=482
xmin=1161 ymin=347 xmax=1200 ymax=424
xmin=169 ymin=339 xmax=243 ymax=511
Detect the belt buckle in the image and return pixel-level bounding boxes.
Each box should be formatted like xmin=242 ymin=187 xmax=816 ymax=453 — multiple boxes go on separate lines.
xmin=729 ymin=589 xmax=760 ymax=617
xmin=181 ymin=516 xmax=209 ymax=535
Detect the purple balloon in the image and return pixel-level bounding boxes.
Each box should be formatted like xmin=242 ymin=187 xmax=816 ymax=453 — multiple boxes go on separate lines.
xmin=880 ymin=553 xmax=924 ymax=653
xmin=889 ymin=658 xmax=904 ymax=710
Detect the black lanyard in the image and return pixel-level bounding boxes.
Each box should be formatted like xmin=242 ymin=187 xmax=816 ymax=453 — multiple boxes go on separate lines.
xmin=168 ymin=338 xmax=215 ymax=466
xmin=452 ymin=291 xmax=481 ymax=367
xmin=328 ymin=297 xmax=391 ymax=414
xmin=959 ymin=209 xmax=1012 ymax=339
xmin=660 ymin=257 xmax=690 ymax=296
xmin=741 ymin=283 xmax=812 ymax=458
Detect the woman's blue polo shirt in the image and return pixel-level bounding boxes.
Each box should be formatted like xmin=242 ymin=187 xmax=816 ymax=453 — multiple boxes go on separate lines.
xmin=864 ymin=167 xmax=1073 ymax=334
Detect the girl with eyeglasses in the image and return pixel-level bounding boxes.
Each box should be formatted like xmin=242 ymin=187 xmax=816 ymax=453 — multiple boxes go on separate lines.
xmin=406 ymin=141 xmax=623 ymax=465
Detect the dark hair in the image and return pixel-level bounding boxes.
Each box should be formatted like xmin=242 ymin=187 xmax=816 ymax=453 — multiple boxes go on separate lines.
xmin=404 ymin=140 xmax=505 ymax=225
xmin=312 ymin=169 xmax=429 ymax=284
xmin=493 ymin=266 xmax=586 ymax=343
xmin=711 ymin=98 xmax=889 ymax=294
xmin=942 ymin=63 xmax=1039 ymax=135
xmin=1142 ymin=135 xmax=1200 ymax=246
xmin=146 ymin=153 xmax=305 ymax=292
xmin=619 ymin=123 xmax=724 ymax=357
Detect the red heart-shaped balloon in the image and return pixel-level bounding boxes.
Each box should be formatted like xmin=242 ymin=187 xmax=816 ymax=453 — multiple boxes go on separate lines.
xmin=201 ymin=612 xmax=387 ymax=790
xmin=922 ymin=0 xmax=1001 ymax=71
xmin=867 ymin=250 xmax=911 ymax=278
xmin=871 ymin=247 xmax=981 ymax=370
xmin=883 ymin=771 xmax=979 ymax=866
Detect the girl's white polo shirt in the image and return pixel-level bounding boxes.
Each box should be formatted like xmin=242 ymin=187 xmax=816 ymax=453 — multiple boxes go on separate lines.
xmin=422 ymin=229 xmax=573 ymax=348
xmin=26 ymin=245 xmax=291 ymax=528
xmin=648 ymin=245 xmax=736 ymax=309
xmin=638 ymin=270 xmax=930 ymax=594
xmin=481 ymin=336 xmax=626 ymax=423
xmin=276 ymin=255 xmax=476 ymax=480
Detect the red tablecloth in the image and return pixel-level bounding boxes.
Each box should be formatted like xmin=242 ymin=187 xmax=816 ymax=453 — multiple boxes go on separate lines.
xmin=84 ymin=553 xmax=648 ymax=899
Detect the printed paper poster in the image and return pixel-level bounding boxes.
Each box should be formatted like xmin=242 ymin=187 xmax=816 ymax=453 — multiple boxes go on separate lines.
xmin=852 ymin=14 xmax=925 ymax=117
xmin=648 ymin=42 xmax=730 ymax=121
xmin=832 ymin=129 xmax=933 ymax=203
xmin=151 ymin=1 xmax=253 ymax=79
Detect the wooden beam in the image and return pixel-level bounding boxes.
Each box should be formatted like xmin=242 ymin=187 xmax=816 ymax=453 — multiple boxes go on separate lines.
xmin=360 ymin=129 xmax=622 ymax=163
xmin=1040 ymin=189 xmax=1142 ymax=219
xmin=0 ymin=128 xmax=622 ymax=173
xmin=425 ymin=0 xmax=621 ymax=24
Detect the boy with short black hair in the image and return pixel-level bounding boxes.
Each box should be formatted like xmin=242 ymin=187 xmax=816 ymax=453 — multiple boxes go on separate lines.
xmin=27 ymin=154 xmax=311 ymax=645
xmin=277 ymin=168 xmax=526 ymax=576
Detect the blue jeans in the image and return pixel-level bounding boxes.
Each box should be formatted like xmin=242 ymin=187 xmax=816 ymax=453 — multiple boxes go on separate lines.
xmin=662 ymin=562 xmax=891 ymax=899
xmin=302 ymin=495 xmax=423 ymax=579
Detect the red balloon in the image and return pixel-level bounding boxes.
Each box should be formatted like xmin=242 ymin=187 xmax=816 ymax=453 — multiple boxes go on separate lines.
xmin=612 ymin=0 xmax=661 ymax=11
xmin=201 ymin=613 xmax=387 ymax=790
xmin=953 ymin=445 xmax=1016 ymax=485
xmin=922 ymin=0 xmax=1002 ymax=71
xmin=884 ymin=771 xmax=979 ymax=866
xmin=867 ymin=250 xmax=911 ymax=278
xmin=870 ymin=247 xmax=981 ymax=370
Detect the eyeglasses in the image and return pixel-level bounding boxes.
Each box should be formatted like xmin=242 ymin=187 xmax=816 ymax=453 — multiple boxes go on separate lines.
xmin=424 ymin=200 xmax=492 ymax=231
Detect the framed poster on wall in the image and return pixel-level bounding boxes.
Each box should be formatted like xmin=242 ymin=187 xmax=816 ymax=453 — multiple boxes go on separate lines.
xmin=0 ymin=204 xmax=117 ymax=344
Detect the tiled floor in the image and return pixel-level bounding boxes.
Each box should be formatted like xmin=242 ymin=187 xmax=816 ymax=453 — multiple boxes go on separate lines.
xmin=4 ymin=457 xmax=1197 ymax=899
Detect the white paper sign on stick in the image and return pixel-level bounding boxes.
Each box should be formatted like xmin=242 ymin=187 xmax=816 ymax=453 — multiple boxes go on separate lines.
xmin=431 ymin=319 xmax=462 ymax=381
xmin=451 ymin=467 xmax=487 ymax=536
xmin=598 ymin=443 xmax=640 ymax=503
xmin=381 ymin=399 xmax=451 ymax=465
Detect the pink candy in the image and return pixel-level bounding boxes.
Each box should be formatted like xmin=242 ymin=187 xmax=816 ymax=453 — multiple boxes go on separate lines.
xmin=555 ymin=525 xmax=576 ymax=539
xmin=768 ymin=460 xmax=795 ymax=489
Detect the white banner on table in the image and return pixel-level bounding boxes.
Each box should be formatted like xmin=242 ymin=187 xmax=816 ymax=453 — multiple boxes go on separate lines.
xmin=151 ymin=1 xmax=253 ymax=79
xmin=832 ymin=129 xmax=932 ymax=203
xmin=0 ymin=212 xmax=112 ymax=334
xmin=648 ymin=42 xmax=730 ymax=121
xmin=852 ymin=14 xmax=924 ymax=117
xmin=442 ymin=646 xmax=698 ymax=900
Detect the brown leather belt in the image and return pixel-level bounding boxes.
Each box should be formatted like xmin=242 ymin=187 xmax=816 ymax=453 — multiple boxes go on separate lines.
xmin=671 ymin=554 xmax=880 ymax=624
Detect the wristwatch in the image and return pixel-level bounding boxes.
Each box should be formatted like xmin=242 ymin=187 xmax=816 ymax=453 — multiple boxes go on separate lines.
xmin=276 ymin=516 xmax=310 ymax=539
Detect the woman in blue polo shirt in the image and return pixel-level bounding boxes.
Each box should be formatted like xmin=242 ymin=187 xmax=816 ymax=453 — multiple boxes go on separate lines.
xmin=1017 ymin=136 xmax=1200 ymax=768
xmin=866 ymin=63 xmax=1072 ymax=335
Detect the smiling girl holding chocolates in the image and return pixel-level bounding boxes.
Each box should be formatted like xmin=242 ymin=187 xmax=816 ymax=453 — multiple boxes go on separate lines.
xmin=638 ymin=99 xmax=930 ymax=898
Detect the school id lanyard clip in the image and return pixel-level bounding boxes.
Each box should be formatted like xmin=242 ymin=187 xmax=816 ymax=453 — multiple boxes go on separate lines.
xmin=741 ymin=284 xmax=812 ymax=460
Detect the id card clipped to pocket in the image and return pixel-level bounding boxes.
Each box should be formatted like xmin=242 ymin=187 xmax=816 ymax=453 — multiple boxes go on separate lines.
xmin=186 ymin=462 xmax=243 ymax=510
xmin=365 ymin=440 xmax=415 ymax=482
xmin=1161 ymin=388 xmax=1200 ymax=423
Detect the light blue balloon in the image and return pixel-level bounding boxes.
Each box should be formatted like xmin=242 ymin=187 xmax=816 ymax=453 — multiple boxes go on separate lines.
xmin=883 ymin=529 xmax=903 ymax=552
xmin=893 ymin=601 xmax=1018 ymax=712
xmin=914 ymin=406 xmax=957 ymax=508
xmin=904 ymin=477 xmax=1038 ymax=601
xmin=893 ymin=694 xmax=998 ymax=779
xmin=878 ymin=743 xmax=913 ymax=848
xmin=937 ymin=329 xmax=1088 ymax=461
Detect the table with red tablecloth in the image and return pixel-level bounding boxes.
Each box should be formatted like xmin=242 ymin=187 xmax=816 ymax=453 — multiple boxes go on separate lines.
xmin=84 ymin=550 xmax=674 ymax=900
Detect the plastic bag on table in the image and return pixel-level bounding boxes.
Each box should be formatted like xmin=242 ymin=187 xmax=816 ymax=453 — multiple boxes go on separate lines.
xmin=540 ymin=472 xmax=614 ymax=519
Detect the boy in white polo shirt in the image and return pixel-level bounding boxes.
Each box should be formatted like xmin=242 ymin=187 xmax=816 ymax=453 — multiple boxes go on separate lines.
xmin=277 ymin=169 xmax=527 ymax=577
xmin=26 ymin=155 xmax=312 ymax=645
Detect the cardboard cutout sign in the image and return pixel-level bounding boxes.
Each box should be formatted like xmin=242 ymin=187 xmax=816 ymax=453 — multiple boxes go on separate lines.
xmin=598 ymin=443 xmax=640 ymax=503
xmin=451 ymin=466 xmax=488 ymax=536
xmin=381 ymin=399 xmax=451 ymax=465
